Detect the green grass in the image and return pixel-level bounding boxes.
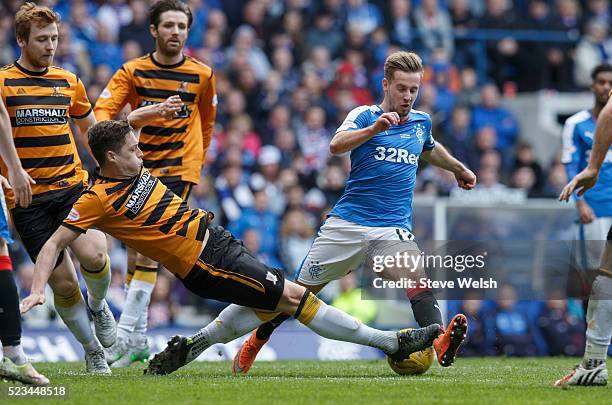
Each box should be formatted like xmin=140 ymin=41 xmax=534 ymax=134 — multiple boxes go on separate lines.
xmin=1 ymin=358 xmax=609 ymax=404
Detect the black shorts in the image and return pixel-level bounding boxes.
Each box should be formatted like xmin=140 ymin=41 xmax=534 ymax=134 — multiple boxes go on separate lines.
xmin=11 ymin=184 xmax=84 ymax=263
xmin=159 ymin=176 xmax=193 ymax=201
xmin=608 ymin=224 xmax=612 ymax=241
xmin=180 ymin=226 xmax=285 ymax=311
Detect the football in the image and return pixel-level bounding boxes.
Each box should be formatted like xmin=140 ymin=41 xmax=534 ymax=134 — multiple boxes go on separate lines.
xmin=386 ymin=346 xmax=435 ymax=375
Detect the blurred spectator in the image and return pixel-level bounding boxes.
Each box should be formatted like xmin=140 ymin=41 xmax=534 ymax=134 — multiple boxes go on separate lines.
xmin=148 ymin=275 xmax=178 ymax=328
xmin=513 ymin=143 xmax=545 ymax=190
xmin=494 ymin=285 xmax=538 ymax=356
xmin=242 ymin=228 xmax=284 ymax=269
xmin=455 ymin=67 xmax=481 ymax=108
xmin=331 ymin=272 xmax=378 ymax=325
xmin=118 ymin=0 xmax=154 ymax=52
xmin=584 ymin=0 xmax=611 ymax=27
xmin=228 ymin=189 xmax=280 ymax=255
xmin=344 ymin=0 xmax=383 ymax=36
xmin=574 ymin=20 xmax=612 ymax=87
xmin=385 ymin=0 xmax=415 ymax=50
xmin=305 ymin=13 xmax=344 ymax=58
xmin=55 ymin=23 xmax=92 ymax=83
xmin=478 ymin=0 xmax=522 ymax=87
xmin=215 ymin=164 xmax=253 ymax=224
xmin=296 ymin=106 xmax=332 ymax=174
xmin=90 ymin=22 xmax=123 ymax=71
xmin=69 ymin=0 xmax=97 ymax=47
xmin=97 ymin=0 xmax=131 ymax=42
xmin=0 ymin=24 xmax=15 ymax=66
xmin=226 ymin=25 xmax=271 ymax=81
xmin=471 ymin=84 xmax=519 ymax=153
xmin=540 ymin=161 xmax=568 ymax=198
xmin=459 ymin=292 xmax=496 ymax=356
xmin=442 ymin=106 xmax=475 ymax=167
xmin=414 ymin=0 xmax=454 ymax=60
xmin=320 ymin=162 xmax=347 ymax=206
xmin=511 ymin=166 xmax=540 ymax=197
xmin=279 ymin=209 xmax=316 ymax=277
xmin=251 ymin=145 xmax=286 ymax=215
xmin=190 ymin=176 xmax=221 ymax=215
xmin=327 ymin=62 xmax=374 ymax=108
xmin=538 ymin=293 xmax=585 ymax=355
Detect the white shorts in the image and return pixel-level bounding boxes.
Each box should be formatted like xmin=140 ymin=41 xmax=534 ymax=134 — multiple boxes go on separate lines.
xmin=576 ymin=217 xmax=612 ymax=270
xmin=295 ymin=216 xmax=419 ymax=285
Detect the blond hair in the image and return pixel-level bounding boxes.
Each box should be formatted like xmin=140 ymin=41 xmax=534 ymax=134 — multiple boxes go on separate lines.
xmin=15 ymin=2 xmax=60 ymax=42
xmin=384 ymin=51 xmax=423 ymax=81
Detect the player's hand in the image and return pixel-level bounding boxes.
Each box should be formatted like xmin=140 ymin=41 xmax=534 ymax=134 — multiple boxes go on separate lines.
xmin=6 ymin=166 xmax=35 ymax=208
xmin=455 ymin=168 xmax=477 ymax=190
xmin=576 ymin=200 xmax=595 ymax=224
xmin=559 ymin=167 xmax=599 ymax=202
xmin=372 ymin=112 xmax=400 ymax=134
xmin=157 ymin=95 xmax=183 ymax=119
xmin=20 ymin=293 xmax=45 ymax=314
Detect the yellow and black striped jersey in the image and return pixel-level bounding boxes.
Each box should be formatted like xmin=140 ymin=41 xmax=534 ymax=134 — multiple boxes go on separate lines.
xmin=0 ymin=62 xmax=91 ymax=208
xmin=63 ymin=168 xmax=212 ymax=278
xmin=94 ymin=54 xmax=217 ymax=184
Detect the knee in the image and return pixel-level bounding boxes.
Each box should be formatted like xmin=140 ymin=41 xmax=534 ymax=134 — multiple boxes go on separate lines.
xmin=50 ymin=277 xmax=80 ymax=298
xmin=276 ymin=281 xmax=306 ymax=314
xmin=83 ymin=251 xmax=107 ymax=271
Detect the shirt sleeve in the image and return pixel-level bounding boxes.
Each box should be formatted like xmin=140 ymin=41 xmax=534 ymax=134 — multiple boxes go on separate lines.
xmin=94 ymin=66 xmax=132 ymax=121
xmin=199 ymin=70 xmax=217 ymax=165
xmin=422 ymin=115 xmax=436 ymax=151
xmin=561 ymin=117 xmax=586 ymax=199
xmin=62 ymin=191 xmax=105 ymax=233
xmin=70 ymin=77 xmax=93 ymax=119
xmin=336 ymin=106 xmax=371 ymax=133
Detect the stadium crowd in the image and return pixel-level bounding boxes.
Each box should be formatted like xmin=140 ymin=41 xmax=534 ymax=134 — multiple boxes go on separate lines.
xmin=1 ymin=0 xmax=610 ymax=357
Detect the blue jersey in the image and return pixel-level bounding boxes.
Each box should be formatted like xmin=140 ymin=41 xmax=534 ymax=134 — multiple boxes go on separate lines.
xmin=561 ymin=109 xmax=612 ymax=217
xmin=329 ymin=105 xmax=435 ymax=230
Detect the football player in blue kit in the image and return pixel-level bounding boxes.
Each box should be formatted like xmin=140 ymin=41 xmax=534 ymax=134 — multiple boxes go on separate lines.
xmin=231 ymin=51 xmax=476 ymax=374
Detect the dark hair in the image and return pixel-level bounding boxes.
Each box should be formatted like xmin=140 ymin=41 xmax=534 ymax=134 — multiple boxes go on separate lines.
xmin=149 ymin=0 xmax=192 ymax=29
xmin=15 ymin=2 xmax=60 ymax=42
xmin=591 ymin=63 xmax=612 ymax=81
xmin=88 ymin=120 xmax=132 ymax=165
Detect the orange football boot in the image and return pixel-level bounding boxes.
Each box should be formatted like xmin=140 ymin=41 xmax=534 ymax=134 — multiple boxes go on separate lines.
xmin=433 ymin=313 xmax=468 ymax=367
xmin=232 ymin=331 xmax=268 ymax=375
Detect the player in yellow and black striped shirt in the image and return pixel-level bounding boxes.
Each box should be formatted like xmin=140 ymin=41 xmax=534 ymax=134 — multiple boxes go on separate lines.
xmin=93 ymin=0 xmax=217 ymax=366
xmin=21 ymin=106 xmax=442 ymax=377
xmin=1 ymin=3 xmax=116 ymax=375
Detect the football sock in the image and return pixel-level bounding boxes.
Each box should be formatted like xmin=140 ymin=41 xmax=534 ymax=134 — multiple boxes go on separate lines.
xmin=54 ymin=288 xmax=98 ymax=351
xmin=582 ymin=274 xmax=612 ymax=369
xmin=2 ymin=344 xmax=27 ymax=366
xmin=255 ymin=313 xmax=291 ymax=340
xmin=294 ymin=292 xmax=398 ymax=354
xmin=80 ymin=254 xmax=111 ymax=312
xmin=116 ymin=276 xmax=155 ymax=342
xmin=407 ymin=288 xmax=443 ymax=327
xmin=131 ymin=311 xmax=149 ymax=348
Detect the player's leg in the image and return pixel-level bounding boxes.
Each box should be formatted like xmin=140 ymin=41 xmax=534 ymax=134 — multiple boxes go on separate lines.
xmin=0 ymin=204 xmax=48 ymax=385
xmin=556 ymin=230 xmax=612 ymax=387
xmin=106 ymin=249 xmax=156 ymax=367
xmin=366 ymin=229 xmax=467 ymax=367
xmin=146 ymin=226 xmax=441 ymax=375
xmin=70 ymin=229 xmax=116 ymax=348
xmin=48 ymin=252 xmax=110 ymax=374
xmin=232 ymin=281 xmax=328 ymax=374
xmin=233 ymin=216 xmax=367 ymax=373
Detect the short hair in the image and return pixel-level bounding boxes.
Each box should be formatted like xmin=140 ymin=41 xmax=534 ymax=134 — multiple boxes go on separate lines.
xmin=150 ymin=0 xmax=193 ymax=29
xmin=15 ymin=2 xmax=60 ymax=42
xmin=88 ymin=120 xmax=132 ymax=166
xmin=591 ymin=63 xmax=612 ymax=81
xmin=384 ymin=51 xmax=423 ymax=82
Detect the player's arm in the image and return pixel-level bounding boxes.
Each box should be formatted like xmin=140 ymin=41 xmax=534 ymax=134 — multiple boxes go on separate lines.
xmin=421 ymin=142 xmax=477 ymax=190
xmin=0 ymin=92 xmax=35 ymax=207
xmin=199 ymin=71 xmax=217 ymax=163
xmin=330 ymin=111 xmax=400 ymax=155
xmin=20 ymin=225 xmax=80 ymax=313
xmin=127 ymin=95 xmax=183 ymax=138
xmin=94 ymin=66 xmax=132 ymax=121
xmin=560 ymin=97 xmax=612 ymax=201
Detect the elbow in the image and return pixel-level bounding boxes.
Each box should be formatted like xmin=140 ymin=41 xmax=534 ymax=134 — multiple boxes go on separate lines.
xmin=329 ymin=140 xmax=343 ymax=155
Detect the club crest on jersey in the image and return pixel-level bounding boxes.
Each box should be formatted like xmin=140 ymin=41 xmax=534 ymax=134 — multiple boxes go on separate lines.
xmin=266 ymin=271 xmax=278 ymax=285
xmin=52 ymin=86 xmax=63 ymax=97
xmin=177 ymin=81 xmax=189 ymax=93
xmin=415 ymin=125 xmax=425 ymax=145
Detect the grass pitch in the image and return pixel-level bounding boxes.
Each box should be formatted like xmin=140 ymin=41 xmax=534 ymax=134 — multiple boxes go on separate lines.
xmin=1 ymin=358 xmax=608 ymax=404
